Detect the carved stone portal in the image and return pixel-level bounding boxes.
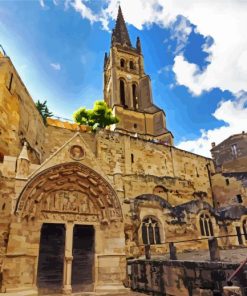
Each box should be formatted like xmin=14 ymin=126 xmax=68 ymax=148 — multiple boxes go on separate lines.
xmin=15 ymin=162 xmax=123 ymax=223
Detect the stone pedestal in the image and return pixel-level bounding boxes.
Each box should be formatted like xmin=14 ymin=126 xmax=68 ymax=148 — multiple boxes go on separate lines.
xmin=144 ymin=245 xmax=151 ymax=260
xmin=169 ymin=242 xmax=177 ymax=260
xmin=208 ymin=237 xmax=220 ymax=261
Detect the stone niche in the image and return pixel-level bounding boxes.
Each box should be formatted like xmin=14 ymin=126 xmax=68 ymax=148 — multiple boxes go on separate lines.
xmin=2 ymin=162 xmax=126 ymax=294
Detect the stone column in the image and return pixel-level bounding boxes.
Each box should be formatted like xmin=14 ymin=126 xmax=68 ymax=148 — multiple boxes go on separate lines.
xmin=62 ymin=222 xmax=74 ymax=295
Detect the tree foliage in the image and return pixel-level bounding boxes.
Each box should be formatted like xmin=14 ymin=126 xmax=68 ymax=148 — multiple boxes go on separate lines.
xmin=73 ymin=101 xmax=119 ymax=130
xmin=35 ymin=100 xmax=53 ymax=124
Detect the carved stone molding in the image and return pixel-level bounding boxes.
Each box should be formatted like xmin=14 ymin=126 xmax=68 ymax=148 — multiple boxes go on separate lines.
xmin=15 ymin=162 xmax=123 ymax=223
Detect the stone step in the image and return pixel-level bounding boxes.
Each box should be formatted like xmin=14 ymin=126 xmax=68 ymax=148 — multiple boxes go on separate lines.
xmin=2 ymin=290 xmax=38 ymax=296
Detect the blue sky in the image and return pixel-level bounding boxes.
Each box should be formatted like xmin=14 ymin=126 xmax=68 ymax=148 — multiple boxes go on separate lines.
xmin=0 ymin=0 xmax=247 ymax=157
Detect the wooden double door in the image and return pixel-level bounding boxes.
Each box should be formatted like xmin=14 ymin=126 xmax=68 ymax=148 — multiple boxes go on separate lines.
xmin=37 ymin=223 xmax=94 ymax=294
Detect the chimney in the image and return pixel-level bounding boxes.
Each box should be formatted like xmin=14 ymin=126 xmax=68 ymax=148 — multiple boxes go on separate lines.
xmin=211 ymin=142 xmax=216 ymax=148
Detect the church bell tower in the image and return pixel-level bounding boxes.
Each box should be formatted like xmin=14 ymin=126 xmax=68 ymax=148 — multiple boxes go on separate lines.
xmin=103 ymin=6 xmax=173 ymax=144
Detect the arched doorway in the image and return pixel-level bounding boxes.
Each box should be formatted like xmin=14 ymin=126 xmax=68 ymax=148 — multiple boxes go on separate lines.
xmin=132 ymin=84 xmax=138 ymax=110
xmin=3 ymin=162 xmax=124 ymax=294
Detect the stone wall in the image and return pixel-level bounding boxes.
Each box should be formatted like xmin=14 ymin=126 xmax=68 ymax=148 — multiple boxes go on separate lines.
xmin=212 ymin=173 xmax=247 ymax=207
xmin=128 ymin=259 xmax=247 ymax=296
xmin=95 ymin=131 xmax=214 ymax=206
xmin=0 ymin=55 xmax=45 ymax=164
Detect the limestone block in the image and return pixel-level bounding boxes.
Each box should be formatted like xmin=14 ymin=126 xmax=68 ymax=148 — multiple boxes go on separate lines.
xmin=223 ymin=286 xmax=242 ymax=296
xmin=199 ymin=289 xmax=214 ymax=296
xmin=98 ymin=256 xmax=120 ymax=268
xmin=163 ymin=266 xmax=188 ymax=296
xmin=2 ymin=156 xmax=17 ymax=177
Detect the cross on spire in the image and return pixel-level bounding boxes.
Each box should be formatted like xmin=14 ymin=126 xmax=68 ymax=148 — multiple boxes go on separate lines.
xmin=112 ymin=5 xmax=132 ymax=47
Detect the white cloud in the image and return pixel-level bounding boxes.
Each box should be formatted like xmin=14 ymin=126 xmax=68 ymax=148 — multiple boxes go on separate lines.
xmin=50 ymin=63 xmax=61 ymax=71
xmin=177 ymin=92 xmax=247 ymax=157
xmin=173 ymin=55 xmax=203 ymax=96
xmin=70 ymin=0 xmax=98 ymax=24
xmin=170 ymin=16 xmax=192 ymax=55
xmin=39 ymin=0 xmax=45 ymax=8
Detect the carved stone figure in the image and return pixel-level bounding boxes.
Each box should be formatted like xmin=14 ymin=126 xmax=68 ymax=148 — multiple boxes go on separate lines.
xmin=69 ymin=145 xmax=84 ymax=160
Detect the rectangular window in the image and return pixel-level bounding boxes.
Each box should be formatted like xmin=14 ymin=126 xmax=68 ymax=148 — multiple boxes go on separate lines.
xmin=131 ymin=153 xmax=134 ymax=163
xmin=236 ymin=194 xmax=243 ymax=204
xmin=231 ymin=144 xmax=237 ymax=157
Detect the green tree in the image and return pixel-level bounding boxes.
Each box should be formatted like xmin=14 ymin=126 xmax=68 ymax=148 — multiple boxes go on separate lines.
xmin=73 ymin=101 xmax=119 ymax=130
xmin=35 ymin=100 xmax=53 ymax=124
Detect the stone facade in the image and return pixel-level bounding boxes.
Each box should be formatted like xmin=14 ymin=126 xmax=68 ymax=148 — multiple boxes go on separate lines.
xmin=0 ymin=7 xmax=247 ymax=296
xmin=210 ymin=133 xmax=247 ymax=209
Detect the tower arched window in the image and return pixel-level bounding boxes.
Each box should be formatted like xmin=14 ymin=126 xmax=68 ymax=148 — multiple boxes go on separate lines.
xmin=120 ymin=79 xmax=126 ymax=107
xmin=243 ymin=219 xmax=247 ymax=240
xmin=142 ymin=217 xmax=161 ymax=245
xmin=129 ymin=60 xmax=135 ymax=70
xmin=0 ymin=152 xmax=4 ymax=163
xmin=120 ymin=59 xmax=125 ymax=68
xmin=132 ymin=84 xmax=138 ymax=110
xmin=199 ymin=213 xmax=214 ymax=237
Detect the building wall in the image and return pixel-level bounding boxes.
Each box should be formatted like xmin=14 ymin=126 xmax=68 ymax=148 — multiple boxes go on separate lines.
xmin=96 ymin=131 xmax=214 ymax=206
xmin=212 ymin=173 xmax=247 ymax=207
xmin=0 ymin=55 xmax=46 ymax=164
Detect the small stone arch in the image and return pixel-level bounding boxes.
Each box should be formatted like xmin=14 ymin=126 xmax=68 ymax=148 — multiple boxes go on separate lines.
xmin=129 ymin=60 xmax=135 ymax=70
xmin=15 ymin=162 xmax=123 ymax=224
xmin=120 ymin=58 xmax=125 ymax=68
xmin=119 ymin=78 xmax=127 ymax=107
xmin=153 ymin=185 xmax=168 ymax=199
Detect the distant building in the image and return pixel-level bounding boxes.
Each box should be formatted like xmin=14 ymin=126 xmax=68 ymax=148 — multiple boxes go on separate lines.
xmin=211 ymin=132 xmax=247 ymax=208
xmin=211 ymin=131 xmax=247 ymax=173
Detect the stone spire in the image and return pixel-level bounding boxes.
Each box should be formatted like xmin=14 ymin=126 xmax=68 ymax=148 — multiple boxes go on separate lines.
xmin=16 ymin=141 xmax=30 ymax=178
xmin=136 ymin=36 xmax=142 ymax=53
xmin=111 ymin=5 xmax=132 ymax=47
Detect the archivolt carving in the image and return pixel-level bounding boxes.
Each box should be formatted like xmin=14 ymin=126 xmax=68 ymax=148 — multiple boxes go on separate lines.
xmin=15 ymin=162 xmax=123 ymax=223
